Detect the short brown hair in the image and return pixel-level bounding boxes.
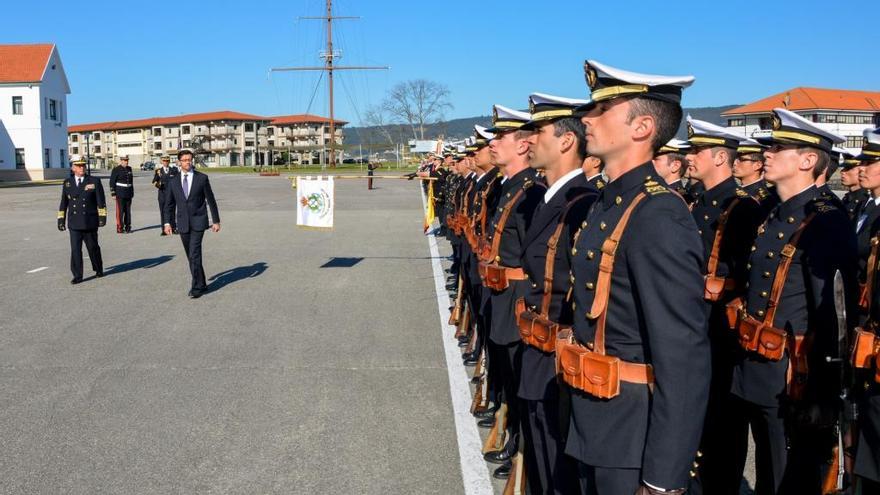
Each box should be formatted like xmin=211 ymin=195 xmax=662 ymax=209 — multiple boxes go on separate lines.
xmin=626 ymin=97 xmax=683 ymax=152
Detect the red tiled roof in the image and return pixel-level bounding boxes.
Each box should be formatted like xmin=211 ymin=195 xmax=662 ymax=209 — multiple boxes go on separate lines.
xmin=69 ymin=110 xmax=269 ymax=133
xmin=70 ymin=112 xmax=345 ymax=133
xmin=0 ymin=43 xmax=54 ymax=83
xmin=270 ymin=114 xmax=347 ymax=126
xmin=723 ymin=87 xmax=880 ymax=115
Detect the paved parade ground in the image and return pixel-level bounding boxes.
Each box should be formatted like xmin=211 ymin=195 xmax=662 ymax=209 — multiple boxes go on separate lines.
xmin=0 ymin=173 xmax=756 ymax=494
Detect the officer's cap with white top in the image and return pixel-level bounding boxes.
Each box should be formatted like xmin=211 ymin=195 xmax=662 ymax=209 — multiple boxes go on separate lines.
xmin=858 ymin=128 xmax=880 ymax=162
xmin=486 ymin=105 xmax=531 ymax=134
xmin=71 ymin=155 xmax=86 ymax=166
xmin=686 ymin=116 xmax=743 ymax=150
xmin=577 ymin=60 xmax=695 ymax=112
xmin=655 ymin=138 xmax=691 ymax=156
xmin=474 ymin=125 xmax=495 ymax=148
xmin=522 ymin=93 xmax=590 ymax=129
xmin=756 ymin=107 xmax=844 ymax=153
xmin=736 ymin=137 xmax=766 ymax=156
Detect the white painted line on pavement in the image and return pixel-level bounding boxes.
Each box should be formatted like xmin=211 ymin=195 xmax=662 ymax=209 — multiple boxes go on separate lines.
xmin=26 ymin=267 xmax=48 ymax=274
xmin=421 ymin=188 xmax=493 ymax=495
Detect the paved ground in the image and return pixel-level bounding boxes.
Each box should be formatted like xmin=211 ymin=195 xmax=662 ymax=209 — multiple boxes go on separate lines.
xmin=0 ymin=172 xmax=755 ymax=494
xmin=0 ymin=173 xmax=462 ymax=494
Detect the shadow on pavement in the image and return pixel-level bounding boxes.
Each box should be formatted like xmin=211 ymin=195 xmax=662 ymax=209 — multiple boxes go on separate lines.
xmin=104 ymin=255 xmax=174 ymax=276
xmin=208 ymin=262 xmax=268 ymax=291
xmin=130 ymin=224 xmax=162 ymax=232
xmin=320 ymin=257 xmax=363 ymax=268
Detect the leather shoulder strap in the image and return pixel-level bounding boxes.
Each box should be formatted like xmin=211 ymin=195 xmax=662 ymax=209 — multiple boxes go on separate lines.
xmin=477 ymin=175 xmax=500 ymax=235
xmin=705 ymin=197 xmax=742 ymax=278
xmin=540 ymin=193 xmax=592 ymax=315
xmin=589 ymin=192 xmax=648 ymax=354
xmin=764 ymin=212 xmax=817 ymax=325
xmin=488 ymin=187 xmax=527 ymax=261
xmin=866 ymin=237 xmax=880 ymax=314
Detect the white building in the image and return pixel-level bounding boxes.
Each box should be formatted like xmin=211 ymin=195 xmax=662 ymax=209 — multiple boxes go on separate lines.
xmin=69 ymin=112 xmax=347 ymax=168
xmin=724 ymin=87 xmax=880 ymax=154
xmin=0 ymin=43 xmax=71 ymax=181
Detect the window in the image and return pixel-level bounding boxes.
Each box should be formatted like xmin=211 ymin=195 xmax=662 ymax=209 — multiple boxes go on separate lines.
xmin=44 ymin=148 xmax=51 ymax=168
xmin=815 ymin=113 xmax=875 ymax=124
xmin=846 ymin=136 xmax=865 ymax=149
xmin=267 ymin=127 xmax=274 ymax=136
xmin=71 ymin=134 xmax=78 ymax=142
xmin=727 ymin=118 xmax=744 ymax=127
xmin=758 ymin=117 xmax=772 ymax=129
xmin=245 ymin=140 xmax=254 ymax=147
xmin=72 ymin=146 xmax=79 ymax=154
xmin=153 ymin=128 xmax=162 ymax=137
xmin=154 ymin=142 xmax=162 ymax=150
xmin=118 ymin=142 xmax=141 ymax=148
xmin=48 ymin=99 xmax=57 ymax=121
xmin=15 ymin=148 xmax=25 ymax=169
xmin=60 ymin=149 xmax=65 ymax=166
xmin=93 ymin=146 xmax=101 ymax=153
xmin=245 ymin=123 xmax=254 ymax=132
xmin=182 ymin=125 xmax=191 ymax=134
xmin=119 ymin=129 xmax=140 ymax=135
xmin=12 ymin=96 xmax=23 ymax=115
xmin=93 ymin=133 xmax=100 ymax=140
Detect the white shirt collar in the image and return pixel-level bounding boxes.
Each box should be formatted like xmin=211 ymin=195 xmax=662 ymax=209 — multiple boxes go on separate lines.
xmin=544 ymin=168 xmax=583 ymax=203
xmin=586 ymin=173 xmax=603 ymax=181
xmin=740 ymin=177 xmax=763 ymax=188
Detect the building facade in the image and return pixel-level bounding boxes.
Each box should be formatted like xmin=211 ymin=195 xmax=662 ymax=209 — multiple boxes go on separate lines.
xmin=68 ymin=112 xmax=346 ymax=169
xmin=0 ymin=43 xmax=71 ymax=181
xmin=724 ymin=87 xmax=880 ymax=154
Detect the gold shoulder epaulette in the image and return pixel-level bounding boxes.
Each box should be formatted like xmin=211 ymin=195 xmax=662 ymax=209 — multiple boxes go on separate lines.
xmin=758 ymin=188 xmax=769 ymax=199
xmin=644 ymin=179 xmax=668 ymax=195
xmin=523 ymin=179 xmax=534 ymax=189
xmin=596 ymin=179 xmax=606 ymax=189
xmin=811 ymin=200 xmax=835 ymax=213
xmin=735 ymin=188 xmax=750 ymax=198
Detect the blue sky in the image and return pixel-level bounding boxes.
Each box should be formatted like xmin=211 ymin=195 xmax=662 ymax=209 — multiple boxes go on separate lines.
xmin=7 ymin=0 xmax=879 ymax=126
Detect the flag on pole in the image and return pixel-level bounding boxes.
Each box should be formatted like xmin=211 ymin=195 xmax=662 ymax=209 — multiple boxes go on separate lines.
xmin=296 ymin=176 xmax=335 ymax=230
xmin=423 ymin=180 xmax=435 ymax=233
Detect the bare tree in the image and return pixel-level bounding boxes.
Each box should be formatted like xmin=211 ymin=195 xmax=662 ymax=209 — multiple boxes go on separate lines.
xmin=362 ymin=104 xmax=396 ymax=146
xmin=382 ymin=79 xmax=453 ymax=140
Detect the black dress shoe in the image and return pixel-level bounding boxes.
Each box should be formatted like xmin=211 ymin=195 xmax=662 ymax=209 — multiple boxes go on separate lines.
xmin=95 ymin=271 xmax=104 ymax=278
xmin=493 ymin=461 xmax=512 ymax=480
xmin=160 ymin=232 xmax=167 ymax=236
xmin=190 ymin=289 xmax=203 ymax=299
xmin=473 ymin=407 xmax=497 ymax=419
xmin=484 ymin=450 xmax=512 ymax=464
xmin=477 ymin=417 xmax=495 ymax=429
xmin=463 ymin=356 xmax=478 ymax=367
xmin=461 ymin=351 xmax=477 ymax=361
xmin=70 ymin=278 xmax=82 ymax=285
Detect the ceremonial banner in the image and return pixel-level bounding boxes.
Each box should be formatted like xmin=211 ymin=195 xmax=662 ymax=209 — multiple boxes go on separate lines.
xmin=296 ymin=176 xmax=335 ymax=230
xmin=423 ymin=180 xmax=435 ymax=233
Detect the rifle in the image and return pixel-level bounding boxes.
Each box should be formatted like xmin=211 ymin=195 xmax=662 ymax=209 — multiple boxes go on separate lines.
xmin=470 ymin=350 xmax=489 ymax=414
xmin=482 ymin=403 xmax=508 ymax=454
xmin=450 ymin=274 xmax=466 ymax=327
xmin=503 ymin=452 xmax=527 ymax=495
xmin=822 ymin=270 xmax=852 ymax=494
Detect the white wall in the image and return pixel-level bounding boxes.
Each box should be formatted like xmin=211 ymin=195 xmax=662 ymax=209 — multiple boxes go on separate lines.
xmin=0 ymin=83 xmax=44 ymax=170
xmin=38 ymin=49 xmax=69 ymax=169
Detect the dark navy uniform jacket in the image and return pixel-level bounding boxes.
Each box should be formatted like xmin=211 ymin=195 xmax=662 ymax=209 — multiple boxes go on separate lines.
xmin=690 ymin=176 xmax=762 ymax=288
xmin=842 ymin=188 xmax=868 ymax=222
xmin=59 ymin=176 xmax=106 ymax=231
xmin=109 ymin=165 xmax=134 ymax=199
xmin=731 ymin=186 xmax=857 ymax=408
xmin=742 ymin=179 xmax=780 ymax=218
xmin=464 ymin=169 xmax=502 ymax=294
xmin=857 ymin=198 xmax=880 ymax=283
xmin=486 ymin=167 xmax=545 ymax=346
xmin=566 ymin=162 xmax=710 ymax=489
xmin=518 ymin=172 xmax=596 ymax=401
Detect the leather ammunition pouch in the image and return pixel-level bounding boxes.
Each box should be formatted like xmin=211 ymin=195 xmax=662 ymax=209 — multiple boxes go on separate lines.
xmin=852 ymin=327 xmax=879 ymax=369
xmin=555 ymin=329 xmax=653 ymax=400
xmin=735 ymin=314 xmax=788 ymax=362
xmin=786 ymin=335 xmax=811 ymax=402
xmin=516 ymin=298 xmax=562 ymax=353
xmin=704 ymin=275 xmax=736 ymax=302
xmin=477 ymin=241 xmax=492 ymax=262
xmin=480 ymin=263 xmax=525 ymax=291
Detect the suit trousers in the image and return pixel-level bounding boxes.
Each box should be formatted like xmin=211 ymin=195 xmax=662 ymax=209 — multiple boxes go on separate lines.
xmin=521 ymin=397 xmax=578 ymax=495
xmin=180 ymin=230 xmax=207 ymax=291
xmin=115 ymin=197 xmax=132 ymax=231
xmin=69 ymin=229 xmax=102 ymax=280
xmin=575 ymin=462 xmax=640 ymax=494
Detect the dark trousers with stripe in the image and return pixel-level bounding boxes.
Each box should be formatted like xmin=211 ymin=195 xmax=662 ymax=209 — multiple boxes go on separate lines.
xmin=115 ymin=197 xmax=132 ymax=231
xmin=521 ymin=397 xmax=578 ymax=494
xmin=69 ymin=229 xmax=102 ymax=280
xmin=576 ymin=463 xmax=640 ymax=494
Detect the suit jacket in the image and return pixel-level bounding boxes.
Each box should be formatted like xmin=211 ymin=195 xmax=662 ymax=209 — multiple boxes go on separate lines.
xmin=164 ymin=170 xmax=220 ymax=233
xmin=518 ymin=172 xmax=596 ymax=400
xmin=59 ymin=176 xmax=106 ymax=230
xmin=567 ymin=162 xmax=710 ymax=489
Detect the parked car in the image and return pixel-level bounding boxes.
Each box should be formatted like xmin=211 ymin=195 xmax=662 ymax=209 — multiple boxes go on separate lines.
xmin=141 ymin=161 xmax=155 ymax=171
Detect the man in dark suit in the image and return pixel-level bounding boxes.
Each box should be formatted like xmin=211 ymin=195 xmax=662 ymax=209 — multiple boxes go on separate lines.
xmin=163 ymin=150 xmax=221 ymax=298
xmin=58 ymin=159 xmax=107 ymax=284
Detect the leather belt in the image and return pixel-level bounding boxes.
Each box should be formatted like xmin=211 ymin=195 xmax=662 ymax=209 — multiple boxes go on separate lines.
xmin=505 ymin=267 xmax=526 ymax=280
xmin=115 ymin=183 xmax=132 ymax=188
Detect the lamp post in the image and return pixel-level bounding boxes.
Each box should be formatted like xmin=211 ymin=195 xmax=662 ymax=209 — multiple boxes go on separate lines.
xmin=85 ymin=132 xmax=91 ymax=175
